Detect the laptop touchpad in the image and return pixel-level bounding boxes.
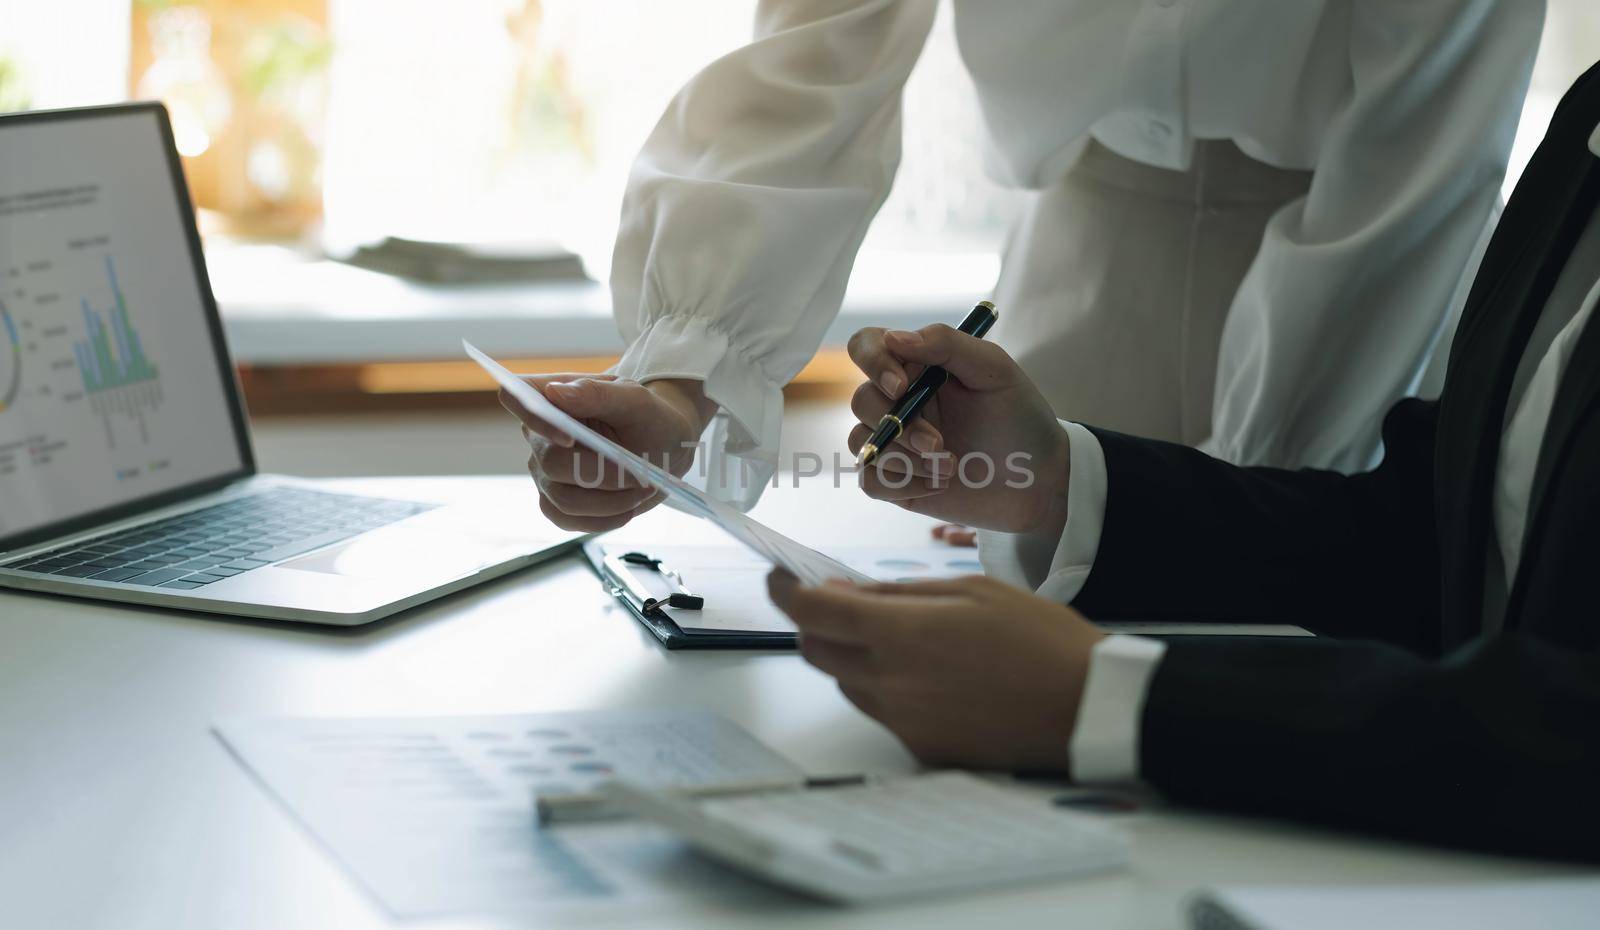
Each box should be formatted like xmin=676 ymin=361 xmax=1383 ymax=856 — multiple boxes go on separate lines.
xmin=279 ymin=525 xmax=500 ymax=580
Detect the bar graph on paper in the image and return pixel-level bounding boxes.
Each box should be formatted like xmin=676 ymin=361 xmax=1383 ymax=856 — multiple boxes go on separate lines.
xmin=71 ymin=256 xmax=163 ymax=447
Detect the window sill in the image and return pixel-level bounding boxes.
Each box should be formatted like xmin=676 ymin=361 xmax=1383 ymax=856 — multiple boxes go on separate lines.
xmin=209 ymin=244 xmax=1001 ymax=366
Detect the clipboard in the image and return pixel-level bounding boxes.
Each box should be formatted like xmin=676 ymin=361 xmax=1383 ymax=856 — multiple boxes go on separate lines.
xmin=582 ymin=539 xmax=798 ymax=650
xmin=584 ymin=539 xmax=1314 ymax=650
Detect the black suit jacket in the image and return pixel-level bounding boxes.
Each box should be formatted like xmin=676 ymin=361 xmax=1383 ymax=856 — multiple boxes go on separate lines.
xmin=1073 ymin=60 xmax=1600 ymax=860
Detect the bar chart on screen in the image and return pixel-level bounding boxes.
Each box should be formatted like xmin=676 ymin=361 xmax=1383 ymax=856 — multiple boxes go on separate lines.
xmin=0 ymin=236 xmax=173 ymax=488
xmin=71 ymin=254 xmax=164 ymax=448
xmin=0 ymin=110 xmax=249 ymax=540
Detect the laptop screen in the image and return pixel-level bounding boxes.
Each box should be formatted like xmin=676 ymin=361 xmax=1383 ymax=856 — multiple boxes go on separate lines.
xmin=0 ymin=105 xmax=252 ymax=550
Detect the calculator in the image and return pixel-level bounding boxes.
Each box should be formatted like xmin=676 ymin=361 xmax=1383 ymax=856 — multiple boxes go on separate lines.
xmin=601 ymin=771 xmax=1130 ymax=904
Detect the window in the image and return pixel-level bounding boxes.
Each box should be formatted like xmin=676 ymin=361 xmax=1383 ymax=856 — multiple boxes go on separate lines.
xmin=0 ymin=1 xmax=129 ymax=111
xmin=320 ymin=1 xmax=1018 ymax=266
xmin=2 ymin=1 xmax=1597 ymax=256
xmin=1506 ymin=2 xmax=1600 ymax=197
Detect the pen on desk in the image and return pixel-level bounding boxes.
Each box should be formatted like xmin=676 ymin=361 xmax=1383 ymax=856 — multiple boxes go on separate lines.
xmin=536 ymin=774 xmax=871 ymax=825
xmin=857 ymin=300 xmax=998 ymax=468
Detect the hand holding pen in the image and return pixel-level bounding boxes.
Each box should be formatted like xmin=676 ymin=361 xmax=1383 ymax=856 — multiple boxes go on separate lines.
xmin=857 ymin=301 xmax=998 ymax=466
xmin=844 ymin=305 xmax=1076 ymax=539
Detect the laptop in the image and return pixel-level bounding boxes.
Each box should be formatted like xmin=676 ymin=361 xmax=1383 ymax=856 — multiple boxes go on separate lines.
xmin=0 ymin=103 xmax=581 ymax=625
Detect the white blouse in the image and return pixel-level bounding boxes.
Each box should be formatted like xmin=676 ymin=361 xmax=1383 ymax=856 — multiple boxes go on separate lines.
xmin=610 ymin=0 xmax=1542 ymax=501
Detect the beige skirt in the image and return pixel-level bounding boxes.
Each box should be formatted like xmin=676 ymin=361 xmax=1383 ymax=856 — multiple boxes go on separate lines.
xmin=993 ymin=139 xmax=1313 ymax=446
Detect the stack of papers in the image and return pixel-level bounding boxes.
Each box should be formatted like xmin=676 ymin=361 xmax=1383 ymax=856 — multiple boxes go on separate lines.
xmin=341 ymin=237 xmax=590 ymax=284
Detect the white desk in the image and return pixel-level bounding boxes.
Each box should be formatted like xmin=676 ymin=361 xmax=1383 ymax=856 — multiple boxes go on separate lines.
xmin=0 ymin=477 xmax=1579 ymax=929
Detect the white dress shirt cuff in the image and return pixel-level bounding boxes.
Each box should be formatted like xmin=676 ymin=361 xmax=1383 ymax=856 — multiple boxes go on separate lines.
xmin=611 ymin=315 xmax=782 ymax=510
xmin=978 ymin=421 xmax=1108 ymax=602
xmin=1069 ymin=634 xmax=1168 ymax=785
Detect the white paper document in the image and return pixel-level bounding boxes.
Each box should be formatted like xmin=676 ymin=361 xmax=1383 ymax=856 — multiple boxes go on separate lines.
xmin=216 ymin=709 xmax=803 ymax=917
xmin=604 ymin=543 xmax=992 ymax=635
xmin=1190 ymin=880 xmax=1600 ymax=930
xmin=465 ymin=340 xmax=872 ymax=586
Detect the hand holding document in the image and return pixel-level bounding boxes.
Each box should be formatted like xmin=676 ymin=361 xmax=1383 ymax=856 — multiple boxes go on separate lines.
xmin=466 ymin=340 xmax=871 ymax=586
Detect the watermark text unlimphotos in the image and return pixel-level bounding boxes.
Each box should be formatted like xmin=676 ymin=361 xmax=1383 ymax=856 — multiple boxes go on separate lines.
xmin=570 ymin=442 xmax=1038 ymax=490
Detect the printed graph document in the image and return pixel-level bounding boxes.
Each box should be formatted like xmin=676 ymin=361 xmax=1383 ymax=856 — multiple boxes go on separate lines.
xmin=216 ymin=709 xmax=803 ymax=918
xmin=465 ymin=340 xmax=871 ymax=586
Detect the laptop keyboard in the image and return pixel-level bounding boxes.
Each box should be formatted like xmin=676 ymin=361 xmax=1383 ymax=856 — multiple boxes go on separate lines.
xmin=1 ymin=487 xmax=433 ymax=590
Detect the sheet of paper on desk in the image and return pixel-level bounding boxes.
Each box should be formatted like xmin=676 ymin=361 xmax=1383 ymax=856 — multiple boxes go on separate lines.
xmin=659 ymin=561 xmax=797 ymax=634
xmin=638 ymin=545 xmax=990 ymax=635
xmin=643 ymin=545 xmax=1316 ymax=636
xmin=1190 ymin=880 xmax=1600 ymax=930
xmin=215 ymin=709 xmax=803 ymax=917
xmin=465 ymin=340 xmax=870 ymax=586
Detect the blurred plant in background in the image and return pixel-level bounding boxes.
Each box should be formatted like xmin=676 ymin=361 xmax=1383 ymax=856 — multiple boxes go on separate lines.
xmin=131 ymin=0 xmax=330 ymax=239
xmin=0 ymin=52 xmax=30 ymax=112
xmin=503 ymin=0 xmax=592 ymax=165
xmin=136 ymin=4 xmax=232 ymax=157
xmin=236 ymin=15 xmax=331 ymax=229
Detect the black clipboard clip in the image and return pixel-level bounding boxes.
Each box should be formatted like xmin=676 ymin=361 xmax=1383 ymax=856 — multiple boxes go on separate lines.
xmin=583 ymin=539 xmax=794 ymax=651
xmin=606 ymin=551 xmax=705 ymax=612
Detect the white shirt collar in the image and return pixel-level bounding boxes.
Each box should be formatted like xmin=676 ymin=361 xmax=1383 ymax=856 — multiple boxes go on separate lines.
xmin=1590 ymin=120 xmax=1600 ymax=157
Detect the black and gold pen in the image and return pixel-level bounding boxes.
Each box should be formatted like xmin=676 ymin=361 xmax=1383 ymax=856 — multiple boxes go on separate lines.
xmin=857 ymin=300 xmax=998 ymax=467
